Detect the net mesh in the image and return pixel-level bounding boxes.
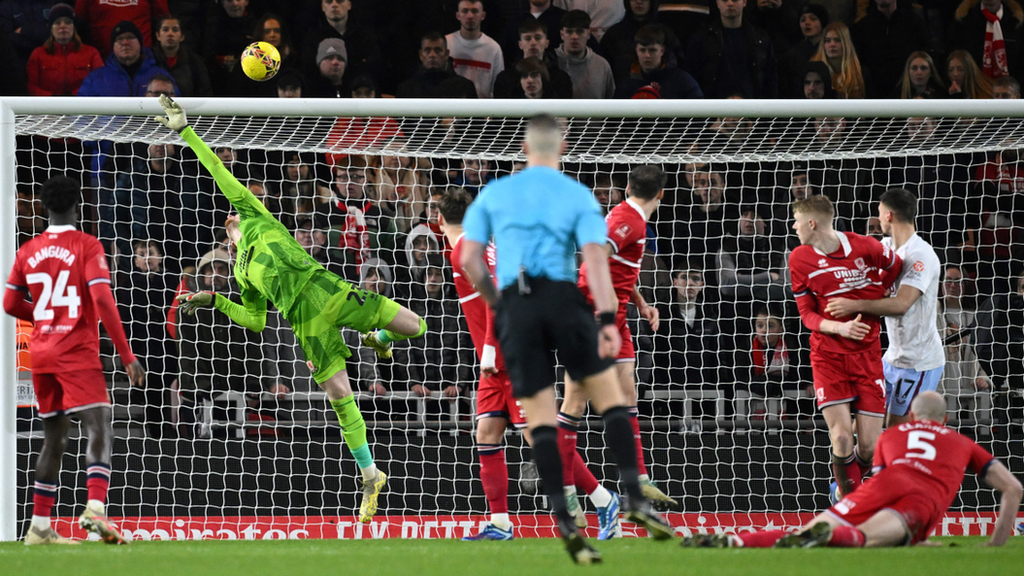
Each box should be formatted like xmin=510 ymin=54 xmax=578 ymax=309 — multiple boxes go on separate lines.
xmin=11 ymin=112 xmax=1024 ymax=536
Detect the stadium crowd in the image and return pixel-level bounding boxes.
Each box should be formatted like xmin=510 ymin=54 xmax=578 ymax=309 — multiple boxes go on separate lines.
xmin=5 ymin=0 xmax=1024 ymax=438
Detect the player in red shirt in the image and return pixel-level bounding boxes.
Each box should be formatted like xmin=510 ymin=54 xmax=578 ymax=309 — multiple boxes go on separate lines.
xmin=4 ymin=177 xmax=144 ymax=545
xmin=788 ymin=196 xmax=902 ymax=500
xmin=685 ymin=391 xmax=1022 ymax=548
xmin=558 ymin=166 xmax=675 ymax=538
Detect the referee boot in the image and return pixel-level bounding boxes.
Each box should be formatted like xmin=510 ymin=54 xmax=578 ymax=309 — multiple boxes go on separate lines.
xmin=358 ymin=470 xmax=388 ymax=523
xmin=622 ymin=497 xmax=675 ymax=541
xmin=774 ymin=522 xmax=833 ymax=549
xmin=79 ymin=502 xmax=127 ymax=545
xmin=557 ymin=517 xmax=602 ymax=565
xmin=640 ymin=478 xmax=679 ymax=510
xmin=24 ymin=526 xmax=78 ymax=546
xmin=362 ymin=331 xmax=393 ymax=359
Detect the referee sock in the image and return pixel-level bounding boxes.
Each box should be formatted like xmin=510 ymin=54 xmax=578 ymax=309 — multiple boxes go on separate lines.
xmin=330 ymin=396 xmax=375 ymax=472
xmin=556 ymin=412 xmax=581 ymax=486
xmin=627 ymin=407 xmax=648 ymax=477
xmin=601 ymin=405 xmax=643 ymax=502
xmin=829 ymin=525 xmax=867 ymax=547
xmin=530 ymin=425 xmax=572 ymax=524
xmin=378 ymin=318 xmax=428 ymax=344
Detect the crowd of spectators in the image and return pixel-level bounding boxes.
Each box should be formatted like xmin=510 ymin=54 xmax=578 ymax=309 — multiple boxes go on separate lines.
xmin=6 ymin=0 xmax=1024 ymax=437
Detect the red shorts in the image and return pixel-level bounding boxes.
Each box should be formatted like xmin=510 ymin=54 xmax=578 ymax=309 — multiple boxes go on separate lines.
xmin=826 ymin=467 xmax=942 ymax=545
xmin=476 ymin=369 xmax=526 ymax=428
xmin=614 ymin=308 xmax=635 ymax=362
xmin=810 ymin=348 xmax=886 ymax=416
xmin=32 ymin=369 xmax=110 ymax=418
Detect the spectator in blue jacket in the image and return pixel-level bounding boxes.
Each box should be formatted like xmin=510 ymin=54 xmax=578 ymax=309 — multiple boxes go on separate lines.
xmin=79 ymin=20 xmax=178 ymax=97
xmin=615 ymin=24 xmax=703 ymax=99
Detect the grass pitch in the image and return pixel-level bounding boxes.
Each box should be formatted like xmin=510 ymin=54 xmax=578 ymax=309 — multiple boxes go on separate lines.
xmin=1 ymin=537 xmax=1020 ymax=576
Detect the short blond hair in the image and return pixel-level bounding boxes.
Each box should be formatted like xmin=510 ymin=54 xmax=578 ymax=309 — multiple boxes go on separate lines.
xmin=792 ymin=195 xmax=834 ymax=220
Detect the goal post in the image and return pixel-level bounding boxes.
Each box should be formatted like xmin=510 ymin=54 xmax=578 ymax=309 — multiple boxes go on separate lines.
xmin=1 ymin=97 xmax=1023 ymax=543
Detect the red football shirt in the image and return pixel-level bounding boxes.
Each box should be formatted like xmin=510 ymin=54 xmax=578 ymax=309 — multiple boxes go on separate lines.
xmin=449 ymin=234 xmax=504 ymax=370
xmin=6 ymin=226 xmax=111 ymax=373
xmin=578 ymin=199 xmax=647 ymax=306
xmin=873 ymin=420 xmax=995 ymax=512
xmin=789 ymin=231 xmax=902 ymax=354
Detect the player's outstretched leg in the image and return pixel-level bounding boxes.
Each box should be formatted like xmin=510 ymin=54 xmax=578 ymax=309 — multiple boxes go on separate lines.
xmin=774 ymin=522 xmax=836 ymax=548
xmin=76 ymin=406 xmax=126 ymax=544
xmin=365 ymin=306 xmax=426 ymax=359
xmin=25 ymin=414 xmax=77 ymax=546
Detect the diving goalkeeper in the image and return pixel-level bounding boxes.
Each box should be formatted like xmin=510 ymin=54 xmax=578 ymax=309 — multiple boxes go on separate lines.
xmin=155 ymin=96 xmax=427 ymax=523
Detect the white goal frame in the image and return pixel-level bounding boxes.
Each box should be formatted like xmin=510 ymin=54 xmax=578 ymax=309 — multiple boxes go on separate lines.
xmin=2 ymin=96 xmax=1023 ymax=541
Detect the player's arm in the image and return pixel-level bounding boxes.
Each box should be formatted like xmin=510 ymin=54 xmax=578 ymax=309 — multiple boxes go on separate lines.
xmin=794 ymin=292 xmax=870 ymax=341
xmin=155 ymin=95 xmax=270 ymax=220
xmin=176 ymin=288 xmax=268 ymax=332
xmin=824 ymin=284 xmax=923 ymax=319
xmin=461 ymin=239 xmax=501 ymax=307
xmin=582 ymin=241 xmax=622 ymax=358
xmin=3 ymin=285 xmax=33 ymax=322
xmin=90 ymin=282 xmax=145 ymax=386
xmin=980 ymin=459 xmax=1023 ymax=546
xmin=631 ymin=287 xmax=659 ymax=332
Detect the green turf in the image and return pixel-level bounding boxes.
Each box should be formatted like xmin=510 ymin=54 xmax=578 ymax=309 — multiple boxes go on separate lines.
xmin=0 ymin=537 xmax=1020 ymax=576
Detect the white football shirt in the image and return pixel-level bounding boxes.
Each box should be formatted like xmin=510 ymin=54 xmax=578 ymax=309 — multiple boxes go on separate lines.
xmin=882 ymin=233 xmax=945 ymax=371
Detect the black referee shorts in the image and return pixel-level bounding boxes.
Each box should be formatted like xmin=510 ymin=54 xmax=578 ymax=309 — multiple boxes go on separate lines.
xmin=494 ymin=276 xmax=614 ymax=399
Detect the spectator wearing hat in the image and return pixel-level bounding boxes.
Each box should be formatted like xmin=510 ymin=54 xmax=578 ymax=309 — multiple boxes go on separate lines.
xmin=396 ymin=31 xmax=478 ymax=99
xmin=203 ymin=0 xmax=254 ymax=96
xmin=493 ymin=18 xmax=572 ymax=98
xmin=615 ymin=24 xmax=702 ymax=98
xmin=853 ymin=0 xmax=931 ymax=98
xmin=276 ymin=69 xmax=304 ymax=97
xmin=555 ymin=10 xmax=615 ymax=98
xmin=25 ymin=3 xmax=101 ymax=96
xmin=306 ymin=37 xmax=349 ymax=97
xmin=778 ymin=3 xmax=829 ymax=98
xmin=79 ymin=20 xmax=178 ymax=97
xmin=301 ymin=0 xmax=386 ymax=92
xmin=801 ymin=60 xmax=836 ymax=99
xmin=76 ymin=0 xmax=168 ymax=58
xmin=153 ymin=14 xmax=211 ymax=97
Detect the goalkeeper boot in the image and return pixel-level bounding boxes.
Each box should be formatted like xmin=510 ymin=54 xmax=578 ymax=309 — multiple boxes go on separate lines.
xmin=774 ymin=522 xmax=833 ymax=549
xmin=565 ymin=490 xmax=588 ymax=529
xmin=24 ymin=526 xmax=78 ymax=546
xmin=358 ymin=470 xmax=387 ymax=523
xmin=623 ymin=497 xmax=675 ymax=541
xmin=557 ymin=517 xmax=602 ymax=565
xmin=462 ymin=524 xmax=514 ymax=541
xmin=362 ymin=331 xmax=393 ymax=360
xmin=641 ymin=478 xmax=678 ymax=510
xmin=681 ymin=534 xmax=740 ymax=548
xmin=78 ymin=502 xmax=127 ymax=545
xmin=596 ymin=491 xmax=621 ymax=540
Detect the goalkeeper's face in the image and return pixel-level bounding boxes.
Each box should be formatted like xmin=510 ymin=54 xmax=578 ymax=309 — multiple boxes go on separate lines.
xmin=226 ymin=215 xmax=242 ymax=245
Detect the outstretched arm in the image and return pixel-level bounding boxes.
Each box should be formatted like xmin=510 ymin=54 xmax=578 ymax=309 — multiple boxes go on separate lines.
xmin=982 ymin=460 xmax=1023 ymax=546
xmin=825 ymin=285 xmax=923 ymax=319
xmin=176 ymin=288 xmax=268 ymax=332
xmin=155 ymin=95 xmax=270 ymax=220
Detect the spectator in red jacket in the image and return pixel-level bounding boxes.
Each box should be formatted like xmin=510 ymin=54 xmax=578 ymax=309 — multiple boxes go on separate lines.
xmin=76 ymin=0 xmax=168 ymax=58
xmin=25 ymin=3 xmax=101 ymax=95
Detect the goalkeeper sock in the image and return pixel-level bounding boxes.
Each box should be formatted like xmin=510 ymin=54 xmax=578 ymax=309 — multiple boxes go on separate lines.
xmin=556 ymin=412 xmax=581 ymax=486
xmin=86 ymin=462 xmax=111 ymax=505
xmin=330 ymin=396 xmax=375 ymax=471
xmin=829 ymin=525 xmax=866 ymax=547
xmin=601 ymin=405 xmax=644 ymax=502
xmin=737 ymin=529 xmax=788 ymax=548
xmin=478 ymin=443 xmax=509 ymax=515
xmin=627 ymin=407 xmax=648 ymax=476
xmin=378 ymin=318 xmax=428 ymax=344
xmin=530 ymin=426 xmax=572 ymax=524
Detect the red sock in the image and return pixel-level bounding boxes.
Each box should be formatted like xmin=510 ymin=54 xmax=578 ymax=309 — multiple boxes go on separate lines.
xmin=833 ymin=452 xmax=863 ymax=496
xmin=829 ymin=525 xmax=866 ymax=547
xmin=478 ymin=445 xmax=509 ymax=514
xmin=32 ymin=480 xmax=57 ymax=518
xmin=737 ymin=529 xmax=789 ymax=548
xmin=86 ymin=463 xmax=111 ymax=504
xmin=854 ymin=448 xmax=872 ymax=479
xmin=572 ymin=452 xmax=599 ymax=495
xmin=557 ymin=412 xmax=581 ymax=486
xmin=627 ymin=408 xmax=648 ymax=476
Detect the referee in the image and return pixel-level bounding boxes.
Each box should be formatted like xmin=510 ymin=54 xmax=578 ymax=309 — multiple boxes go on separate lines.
xmin=461 ymin=115 xmax=674 ymax=563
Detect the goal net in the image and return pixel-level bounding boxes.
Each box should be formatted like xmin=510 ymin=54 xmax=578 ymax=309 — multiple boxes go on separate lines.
xmin=3 ymin=98 xmax=1022 ymax=541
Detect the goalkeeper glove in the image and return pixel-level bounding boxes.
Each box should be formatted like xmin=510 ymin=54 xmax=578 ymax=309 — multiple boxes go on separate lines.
xmin=154 ymin=94 xmax=188 ymax=132
xmin=176 ymin=291 xmax=214 ymax=315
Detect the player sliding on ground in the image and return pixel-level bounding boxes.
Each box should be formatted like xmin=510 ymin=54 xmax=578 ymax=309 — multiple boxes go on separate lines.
xmin=683 ymin=391 xmax=1022 ymax=548
xmin=5 ymin=176 xmax=146 ymax=545
xmin=558 ymin=166 xmax=677 ymax=538
xmin=155 ymin=96 xmax=427 ymax=523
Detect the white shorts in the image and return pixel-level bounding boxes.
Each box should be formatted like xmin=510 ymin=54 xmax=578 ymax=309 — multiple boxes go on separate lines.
xmin=883 ymin=362 xmax=945 ymax=417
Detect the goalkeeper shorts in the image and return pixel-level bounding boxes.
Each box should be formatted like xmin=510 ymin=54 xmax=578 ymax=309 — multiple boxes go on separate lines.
xmin=287 ymin=271 xmax=401 ymax=384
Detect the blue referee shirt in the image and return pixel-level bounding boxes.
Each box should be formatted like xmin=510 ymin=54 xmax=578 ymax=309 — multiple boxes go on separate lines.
xmin=462 ymin=165 xmax=607 ymax=291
